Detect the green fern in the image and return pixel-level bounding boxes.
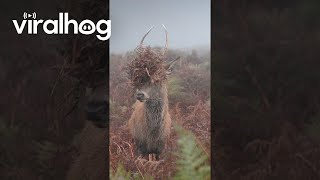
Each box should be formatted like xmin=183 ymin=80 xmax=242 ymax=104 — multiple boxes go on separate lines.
xmin=174 ymin=125 xmax=211 ymax=180
xmin=110 ymin=163 xmax=154 ymax=180
xmin=110 ymin=126 xmax=210 ymax=180
xmin=110 ymin=163 xmax=131 ymax=180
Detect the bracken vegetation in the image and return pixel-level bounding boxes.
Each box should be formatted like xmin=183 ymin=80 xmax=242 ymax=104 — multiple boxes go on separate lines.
xmin=109 ymin=47 xmax=211 ymax=179
xmin=0 ymin=0 xmax=108 ymax=179
xmin=213 ymin=0 xmax=320 ymax=179
xmin=110 ymin=124 xmax=211 ymax=180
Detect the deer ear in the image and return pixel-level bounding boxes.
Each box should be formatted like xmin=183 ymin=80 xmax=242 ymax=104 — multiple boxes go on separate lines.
xmin=165 ymin=57 xmax=180 ymax=75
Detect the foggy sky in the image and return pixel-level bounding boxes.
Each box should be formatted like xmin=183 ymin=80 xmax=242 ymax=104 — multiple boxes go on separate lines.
xmin=110 ymin=0 xmax=210 ymax=53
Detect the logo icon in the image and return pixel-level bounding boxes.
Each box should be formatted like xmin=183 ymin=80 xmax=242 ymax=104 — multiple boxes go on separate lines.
xmin=23 ymin=12 xmax=36 ymax=19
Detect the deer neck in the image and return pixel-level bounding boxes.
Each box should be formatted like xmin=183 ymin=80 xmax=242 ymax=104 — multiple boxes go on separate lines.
xmin=144 ymin=84 xmax=168 ymax=128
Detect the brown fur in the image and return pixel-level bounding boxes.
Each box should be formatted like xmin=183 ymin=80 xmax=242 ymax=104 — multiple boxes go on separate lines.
xmin=128 ymin=82 xmax=172 ymax=158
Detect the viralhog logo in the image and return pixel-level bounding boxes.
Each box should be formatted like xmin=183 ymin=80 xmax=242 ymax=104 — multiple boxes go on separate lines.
xmin=12 ymin=12 xmax=111 ymax=41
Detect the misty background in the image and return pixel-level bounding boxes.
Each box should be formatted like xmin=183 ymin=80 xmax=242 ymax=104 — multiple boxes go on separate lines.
xmin=110 ymin=0 xmax=210 ymax=53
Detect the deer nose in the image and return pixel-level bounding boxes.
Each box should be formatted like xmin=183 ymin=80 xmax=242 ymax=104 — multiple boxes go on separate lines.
xmin=136 ymin=92 xmax=145 ymax=100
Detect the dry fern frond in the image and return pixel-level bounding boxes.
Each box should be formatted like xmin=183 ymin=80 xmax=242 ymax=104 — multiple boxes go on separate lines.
xmin=127 ymin=46 xmax=167 ymax=87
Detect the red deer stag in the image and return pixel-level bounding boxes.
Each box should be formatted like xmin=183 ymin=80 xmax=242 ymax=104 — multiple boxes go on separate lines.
xmin=128 ymin=25 xmax=179 ymax=161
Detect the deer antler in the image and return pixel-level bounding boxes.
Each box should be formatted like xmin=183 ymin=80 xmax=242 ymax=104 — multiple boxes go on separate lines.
xmin=140 ymin=26 xmax=155 ymax=45
xmin=138 ymin=25 xmax=168 ymax=55
xmin=162 ymin=24 xmax=168 ymax=55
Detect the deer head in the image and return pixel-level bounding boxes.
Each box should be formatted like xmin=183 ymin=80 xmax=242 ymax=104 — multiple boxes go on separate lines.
xmin=134 ymin=25 xmax=180 ymax=103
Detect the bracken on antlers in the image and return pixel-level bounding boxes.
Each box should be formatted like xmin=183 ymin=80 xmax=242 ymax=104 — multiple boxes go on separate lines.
xmin=126 ymin=25 xmax=169 ymax=88
xmin=127 ymin=47 xmax=166 ymax=87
